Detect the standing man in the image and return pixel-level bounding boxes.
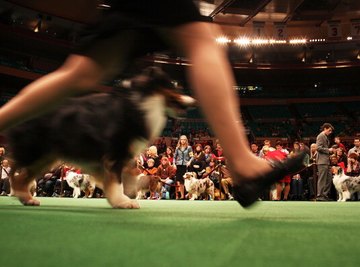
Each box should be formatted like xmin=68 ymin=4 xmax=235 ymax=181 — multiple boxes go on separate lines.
xmin=316 ymin=123 xmax=334 ymax=201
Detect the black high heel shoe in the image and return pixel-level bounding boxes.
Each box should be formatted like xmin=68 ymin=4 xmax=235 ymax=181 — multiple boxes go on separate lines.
xmin=232 ymin=151 xmax=307 ymax=208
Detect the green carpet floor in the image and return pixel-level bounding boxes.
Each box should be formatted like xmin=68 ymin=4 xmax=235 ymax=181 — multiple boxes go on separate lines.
xmin=0 ymin=197 xmax=359 ymax=267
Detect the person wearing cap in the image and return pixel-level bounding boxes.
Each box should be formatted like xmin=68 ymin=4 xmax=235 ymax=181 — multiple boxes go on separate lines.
xmin=316 ymin=123 xmax=335 ymax=201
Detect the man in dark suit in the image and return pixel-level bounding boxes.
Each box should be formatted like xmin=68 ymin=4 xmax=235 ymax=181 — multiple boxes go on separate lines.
xmin=316 ymin=123 xmax=335 ymax=201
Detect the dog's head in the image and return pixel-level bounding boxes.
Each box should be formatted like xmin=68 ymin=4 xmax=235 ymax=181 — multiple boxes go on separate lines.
xmin=332 ymin=166 xmax=343 ymax=176
xmin=120 ymin=67 xmax=196 ymax=117
xmin=183 ymin=172 xmax=197 ymax=180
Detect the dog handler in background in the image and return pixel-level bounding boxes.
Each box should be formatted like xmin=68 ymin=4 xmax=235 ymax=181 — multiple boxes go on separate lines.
xmin=0 ymin=0 xmax=305 ymax=207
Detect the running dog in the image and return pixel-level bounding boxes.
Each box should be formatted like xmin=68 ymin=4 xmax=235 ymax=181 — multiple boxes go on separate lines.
xmin=6 ymin=67 xmax=196 ymax=208
xmin=183 ymin=172 xmax=215 ymax=200
xmin=332 ymin=167 xmax=360 ymax=201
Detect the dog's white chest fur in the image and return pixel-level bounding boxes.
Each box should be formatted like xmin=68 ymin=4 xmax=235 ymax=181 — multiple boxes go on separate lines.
xmin=129 ymin=94 xmax=167 ymax=157
xmin=140 ymin=94 xmax=167 ymax=140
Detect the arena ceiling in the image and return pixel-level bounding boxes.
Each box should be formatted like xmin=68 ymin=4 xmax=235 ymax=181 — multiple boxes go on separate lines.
xmin=1 ymin=0 xmax=360 ymax=67
xmin=3 ymin=0 xmax=360 ymax=35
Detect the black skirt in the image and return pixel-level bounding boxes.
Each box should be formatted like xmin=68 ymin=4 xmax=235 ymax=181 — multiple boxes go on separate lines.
xmin=75 ymin=0 xmax=205 ymax=70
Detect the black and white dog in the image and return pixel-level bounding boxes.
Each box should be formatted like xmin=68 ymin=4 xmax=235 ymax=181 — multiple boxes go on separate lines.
xmin=6 ymin=67 xmax=195 ymax=208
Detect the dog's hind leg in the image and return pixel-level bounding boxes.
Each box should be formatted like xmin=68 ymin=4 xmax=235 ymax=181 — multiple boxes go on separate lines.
xmin=10 ymin=167 xmax=40 ymax=206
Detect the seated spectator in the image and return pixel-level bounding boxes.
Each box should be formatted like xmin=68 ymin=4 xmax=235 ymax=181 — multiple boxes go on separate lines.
xmin=336 ymin=147 xmax=347 ymax=168
xmin=250 ymin=143 xmax=260 ymax=157
xmin=334 ymin=136 xmax=346 ymax=153
xmin=203 ymin=145 xmax=214 ymax=166
xmin=36 ymin=163 xmax=63 ymax=197
xmin=219 ymin=165 xmax=234 ymax=200
xmin=346 ymin=153 xmax=360 ymax=176
xmin=259 ymin=140 xmax=275 ymax=158
xmin=330 ymin=154 xmax=345 ymax=172
xmin=346 ymin=153 xmax=360 ymax=200
xmin=157 ymin=156 xmax=176 ymax=199
xmin=142 ymin=159 xmax=158 ymax=176
xmin=213 ymin=142 xmax=225 ymax=163
xmin=138 ymin=146 xmax=160 ymax=168
xmin=189 ymin=144 xmax=207 ymax=178
xmin=203 ymin=158 xmax=220 ymax=188
xmin=165 ymin=146 xmax=175 ymax=165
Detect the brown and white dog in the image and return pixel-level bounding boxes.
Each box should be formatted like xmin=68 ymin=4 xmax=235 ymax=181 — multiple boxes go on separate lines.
xmin=183 ymin=172 xmax=215 ymax=200
xmin=135 ymin=174 xmax=163 ymax=200
xmin=65 ymin=171 xmax=96 ymax=198
xmin=332 ymin=167 xmax=360 ymax=202
xmin=5 ymin=67 xmax=195 ymax=208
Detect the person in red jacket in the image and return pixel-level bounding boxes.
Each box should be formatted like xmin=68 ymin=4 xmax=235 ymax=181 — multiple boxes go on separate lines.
xmin=265 ymin=144 xmax=291 ymax=201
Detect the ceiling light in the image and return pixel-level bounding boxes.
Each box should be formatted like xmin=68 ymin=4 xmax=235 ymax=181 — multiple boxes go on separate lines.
xmin=216 ymin=36 xmax=231 ymax=44
xmin=233 ymin=38 xmax=251 ymax=46
xmin=289 ymin=39 xmax=307 ymax=44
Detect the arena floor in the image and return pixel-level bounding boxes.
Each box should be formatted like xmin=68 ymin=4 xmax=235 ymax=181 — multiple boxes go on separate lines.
xmin=0 ymin=197 xmax=359 ymax=267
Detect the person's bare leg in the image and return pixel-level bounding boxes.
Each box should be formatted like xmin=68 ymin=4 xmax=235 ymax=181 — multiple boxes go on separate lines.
xmin=283 ymin=183 xmax=290 ymax=200
xmin=276 ymin=183 xmax=283 ymax=200
xmin=0 ymin=55 xmax=104 ymax=131
xmin=180 ymin=184 xmax=185 ymax=199
xmin=173 ymin=22 xmax=272 ymax=179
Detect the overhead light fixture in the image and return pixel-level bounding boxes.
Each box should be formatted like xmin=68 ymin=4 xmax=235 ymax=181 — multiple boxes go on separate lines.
xmin=289 ymin=39 xmax=307 ymax=44
xmin=33 ymin=20 xmax=41 ymax=32
xmin=98 ymin=4 xmax=111 ymax=9
xmin=216 ymin=36 xmax=231 ymax=44
xmin=33 ymin=14 xmax=43 ymax=33
xmin=234 ymin=37 xmax=251 ymax=46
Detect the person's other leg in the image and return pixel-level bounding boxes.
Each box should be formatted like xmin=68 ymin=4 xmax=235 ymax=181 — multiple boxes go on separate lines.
xmin=323 ymin=166 xmax=333 ymax=200
xmin=316 ymin=164 xmax=327 ymax=199
xmin=172 ymin=22 xmax=273 ymax=179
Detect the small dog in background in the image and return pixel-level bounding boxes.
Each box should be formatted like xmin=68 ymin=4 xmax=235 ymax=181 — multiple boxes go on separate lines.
xmin=135 ymin=174 xmax=162 ymax=200
xmin=65 ymin=171 xmax=96 ymax=198
xmin=183 ymin=172 xmax=214 ymax=200
xmin=332 ymin=167 xmax=360 ymax=201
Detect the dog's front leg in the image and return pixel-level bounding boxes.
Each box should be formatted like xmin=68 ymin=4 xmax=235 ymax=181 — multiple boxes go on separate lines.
xmin=342 ymin=190 xmax=351 ymax=202
xmin=103 ymin=166 xmax=140 ymax=209
xmin=338 ymin=191 xmax=342 ymax=201
xmin=10 ymin=168 xmax=40 ymax=206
